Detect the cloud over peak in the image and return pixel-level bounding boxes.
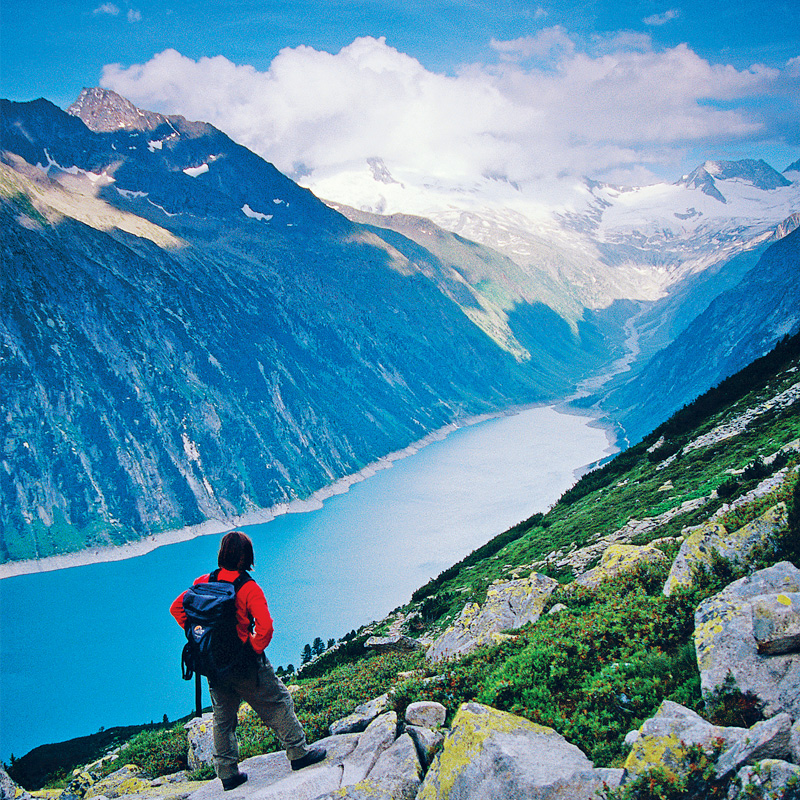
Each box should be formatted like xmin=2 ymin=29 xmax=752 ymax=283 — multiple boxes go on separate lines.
xmin=101 ymin=31 xmax=797 ymax=189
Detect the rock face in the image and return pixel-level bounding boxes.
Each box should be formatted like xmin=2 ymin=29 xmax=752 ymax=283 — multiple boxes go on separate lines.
xmin=418 ymin=703 xmax=622 ymax=799
xmin=575 ymin=543 xmax=668 ymax=589
xmin=694 ymin=561 xmax=800 ymax=718
xmin=664 ymin=504 xmax=789 ymax=596
xmin=427 ymin=573 xmax=559 ymax=663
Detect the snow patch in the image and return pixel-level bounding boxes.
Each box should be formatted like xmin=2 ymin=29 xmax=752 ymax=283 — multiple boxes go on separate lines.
xmin=148 ymin=140 xmax=164 ymax=151
xmin=116 ymin=188 xmax=149 ymax=199
xmin=242 ymin=204 xmax=273 ymax=221
xmin=183 ymin=163 xmax=209 ymax=178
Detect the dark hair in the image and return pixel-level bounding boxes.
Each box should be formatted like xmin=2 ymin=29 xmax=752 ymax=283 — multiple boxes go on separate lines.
xmin=218 ymin=531 xmax=254 ymax=572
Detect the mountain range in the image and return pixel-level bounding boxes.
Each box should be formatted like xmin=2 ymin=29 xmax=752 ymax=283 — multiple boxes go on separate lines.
xmin=0 ymin=87 xmax=798 ymax=563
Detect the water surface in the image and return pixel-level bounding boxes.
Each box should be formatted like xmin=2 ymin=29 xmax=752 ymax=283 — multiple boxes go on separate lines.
xmin=0 ymin=405 xmax=612 ymax=761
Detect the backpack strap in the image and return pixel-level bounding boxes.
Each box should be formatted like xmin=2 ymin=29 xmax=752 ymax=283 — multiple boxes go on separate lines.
xmin=208 ymin=569 xmax=252 ymax=594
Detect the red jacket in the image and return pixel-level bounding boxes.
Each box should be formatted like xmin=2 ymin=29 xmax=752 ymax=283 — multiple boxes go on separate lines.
xmin=170 ymin=568 xmax=274 ymax=654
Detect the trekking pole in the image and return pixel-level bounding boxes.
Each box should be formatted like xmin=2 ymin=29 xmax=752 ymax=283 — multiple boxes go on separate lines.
xmin=195 ymin=671 xmax=202 ymax=718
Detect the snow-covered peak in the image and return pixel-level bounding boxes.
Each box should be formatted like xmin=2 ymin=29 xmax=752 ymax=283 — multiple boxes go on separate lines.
xmin=676 ymin=159 xmax=791 ymax=202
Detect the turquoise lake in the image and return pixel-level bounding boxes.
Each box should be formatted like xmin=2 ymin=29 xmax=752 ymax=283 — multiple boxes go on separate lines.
xmin=0 ymin=405 xmax=613 ymax=762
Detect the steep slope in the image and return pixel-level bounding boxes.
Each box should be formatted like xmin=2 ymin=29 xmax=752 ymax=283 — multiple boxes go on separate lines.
xmin=596 ymin=228 xmax=800 ymax=445
xmin=9 ymin=325 xmax=800 ymax=790
xmin=1 ymin=95 xmax=588 ymax=564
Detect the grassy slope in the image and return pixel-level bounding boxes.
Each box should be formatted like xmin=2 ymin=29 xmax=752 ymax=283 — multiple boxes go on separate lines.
xmin=9 ymin=332 xmax=800 ymax=789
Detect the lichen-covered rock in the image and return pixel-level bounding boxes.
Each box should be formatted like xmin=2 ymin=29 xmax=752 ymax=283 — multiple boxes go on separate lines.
xmin=426 ymin=573 xmax=558 ymax=663
xmin=664 ymin=504 xmax=788 ymax=596
xmin=752 ymin=592 xmax=800 ymax=655
xmin=364 ymin=635 xmax=422 ymax=653
xmin=59 ymin=771 xmax=97 ymax=800
xmin=576 ymin=544 xmax=668 ymax=589
xmin=694 ymin=561 xmax=800 ymax=718
xmin=624 ymin=701 xmax=746 ymax=782
xmin=329 ymin=694 xmax=392 ymax=736
xmin=792 ymin=719 xmax=800 ymax=764
xmin=184 ymin=713 xmax=214 ymax=770
xmin=1 ymin=767 xmax=31 ymax=800
xmin=404 ymin=701 xmax=446 ymax=729
xmin=84 ymin=766 xmax=150 ymax=799
xmin=714 ymin=713 xmax=792 ymax=779
xmin=727 ymin=759 xmax=800 ymax=800
xmin=418 ymin=702 xmax=622 ymax=799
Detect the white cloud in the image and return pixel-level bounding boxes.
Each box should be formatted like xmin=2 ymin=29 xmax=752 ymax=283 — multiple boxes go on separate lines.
xmin=93 ymin=3 xmax=120 ymax=15
xmin=643 ymin=8 xmax=681 ymax=26
xmin=101 ymin=32 xmax=787 ymax=188
xmin=127 ymin=8 xmax=142 ymax=22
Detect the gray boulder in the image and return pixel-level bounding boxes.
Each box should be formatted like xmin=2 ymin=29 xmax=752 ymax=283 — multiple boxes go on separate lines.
xmin=84 ymin=766 xmax=150 ymax=799
xmin=727 ymin=759 xmax=800 ymax=800
xmin=404 ymin=701 xmax=446 ymax=729
xmin=694 ymin=561 xmax=800 ymax=718
xmin=364 ymin=635 xmax=422 ymax=653
xmin=624 ymin=700 xmax=746 ymax=782
xmin=714 ymin=713 xmax=793 ymax=779
xmin=427 ymin=573 xmax=558 ymax=663
xmin=792 ymin=718 xmax=800 ymax=764
xmin=340 ymin=711 xmax=398 ymax=787
xmin=417 ymin=702 xmax=623 ymax=799
xmin=322 ymin=733 xmax=423 ymax=800
xmin=329 ymin=693 xmax=392 ymax=736
xmin=575 ymin=544 xmax=668 ymax=589
xmin=185 ymin=713 xmax=215 ymax=770
xmin=664 ymin=504 xmax=788 ymax=596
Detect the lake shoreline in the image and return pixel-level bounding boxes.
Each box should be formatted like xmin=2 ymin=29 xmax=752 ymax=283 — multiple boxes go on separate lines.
xmin=1 ymin=402 xmax=613 ymax=581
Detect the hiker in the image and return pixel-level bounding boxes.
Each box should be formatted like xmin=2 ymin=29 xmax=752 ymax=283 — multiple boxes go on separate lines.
xmin=170 ymin=530 xmax=326 ymax=789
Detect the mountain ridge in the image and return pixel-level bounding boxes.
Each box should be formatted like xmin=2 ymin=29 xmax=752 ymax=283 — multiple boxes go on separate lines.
xmin=0 ymin=96 xmax=609 ymax=565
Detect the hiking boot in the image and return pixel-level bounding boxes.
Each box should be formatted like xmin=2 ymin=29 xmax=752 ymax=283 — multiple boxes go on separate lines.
xmin=221 ymin=772 xmax=248 ymax=791
xmin=290 ymin=747 xmax=327 ymax=771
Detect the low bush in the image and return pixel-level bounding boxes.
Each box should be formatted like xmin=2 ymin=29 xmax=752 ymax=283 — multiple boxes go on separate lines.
xmin=118 ymin=726 xmax=187 ymax=777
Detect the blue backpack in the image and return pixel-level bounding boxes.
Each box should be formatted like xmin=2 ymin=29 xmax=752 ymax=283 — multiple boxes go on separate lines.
xmin=181 ymin=569 xmax=255 ymax=686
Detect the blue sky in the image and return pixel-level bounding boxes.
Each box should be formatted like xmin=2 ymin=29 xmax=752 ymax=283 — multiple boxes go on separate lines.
xmin=2 ymin=1 xmax=799 ymax=184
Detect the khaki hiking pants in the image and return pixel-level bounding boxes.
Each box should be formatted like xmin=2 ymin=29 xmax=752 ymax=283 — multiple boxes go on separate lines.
xmin=209 ymin=657 xmax=309 ymax=779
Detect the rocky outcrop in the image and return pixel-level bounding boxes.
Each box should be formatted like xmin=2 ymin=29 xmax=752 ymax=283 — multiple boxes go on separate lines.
xmin=426 ymin=573 xmax=558 ymax=663
xmin=664 ymin=504 xmax=789 ymax=596
xmin=417 ymin=702 xmax=623 ymax=799
xmin=624 ymin=701 xmax=746 ymax=781
xmin=624 ymin=701 xmax=794 ymax=784
xmin=1 ymin=767 xmax=31 ymax=800
xmin=84 ymin=765 xmax=151 ymax=798
xmin=575 ymin=543 xmax=668 ymax=589
xmin=328 ymin=694 xmax=392 ymax=736
xmin=694 ymin=561 xmax=800 ymax=717
xmin=728 ymin=760 xmax=800 ymax=800
xmin=364 ymin=636 xmax=423 ymax=654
